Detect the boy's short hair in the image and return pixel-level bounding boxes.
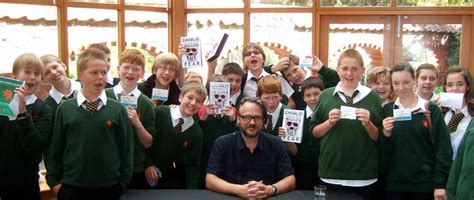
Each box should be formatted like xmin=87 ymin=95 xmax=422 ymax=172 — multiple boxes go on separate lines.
xmin=366 ymin=67 xmax=390 ymax=86
xmin=256 ymin=75 xmax=282 ymax=97
xmin=301 ymin=77 xmax=325 ymax=95
xmin=40 ymin=54 xmax=66 ymax=67
xmin=12 ymin=53 xmax=44 ymax=76
xmin=337 ymin=49 xmax=364 ymax=68
xmin=181 ymin=81 xmax=207 ymax=99
xmin=416 ymin=63 xmax=438 ymax=79
xmin=119 ymin=49 xmax=145 ymax=69
xmin=222 ymin=62 xmax=243 ymax=76
xmin=281 ymin=54 xmax=300 ymax=78
xmin=152 ymin=52 xmax=180 ymax=75
xmin=185 ymin=71 xmax=203 ymax=83
xmin=206 ymin=74 xmax=228 ymax=94
xmin=77 ymin=48 xmax=108 ymax=73
xmin=88 ymin=43 xmax=111 ymax=55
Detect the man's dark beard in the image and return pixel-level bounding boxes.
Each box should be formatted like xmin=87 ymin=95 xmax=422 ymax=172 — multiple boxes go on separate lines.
xmin=241 ymin=126 xmax=259 ymax=139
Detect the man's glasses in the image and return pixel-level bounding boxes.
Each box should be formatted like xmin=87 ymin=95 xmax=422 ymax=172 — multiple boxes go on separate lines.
xmin=239 ymin=114 xmax=263 ymax=123
xmin=157 ymin=66 xmax=177 ymax=73
xmin=243 ymin=50 xmax=261 ymax=57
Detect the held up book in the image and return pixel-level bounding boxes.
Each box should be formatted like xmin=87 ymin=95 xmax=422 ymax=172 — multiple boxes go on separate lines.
xmin=181 ymin=36 xmax=203 ymax=68
xmin=281 ymin=109 xmax=305 ymax=143
xmin=0 ymin=76 xmax=24 ymax=117
xmin=207 ymin=33 xmax=229 ymax=62
xmin=209 ymin=82 xmax=230 ymax=115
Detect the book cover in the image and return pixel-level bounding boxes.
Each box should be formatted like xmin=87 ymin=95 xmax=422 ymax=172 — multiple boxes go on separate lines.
xmin=281 ymin=109 xmax=305 ymax=143
xmin=207 ymin=33 xmax=229 ymax=62
xmin=209 ymin=82 xmax=230 ymax=115
xmin=181 ymin=36 xmax=203 ymax=68
xmin=0 ymin=76 xmax=24 ymax=117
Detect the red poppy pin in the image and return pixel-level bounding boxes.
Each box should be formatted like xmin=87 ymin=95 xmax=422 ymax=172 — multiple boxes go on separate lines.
xmin=183 ymin=139 xmax=189 ymax=148
xmin=422 ymin=119 xmax=428 ymax=128
xmin=106 ymin=120 xmax=113 ymax=128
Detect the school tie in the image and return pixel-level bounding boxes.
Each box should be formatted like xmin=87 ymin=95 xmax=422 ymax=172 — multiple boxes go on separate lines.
xmin=174 ymin=118 xmax=184 ymax=134
xmin=339 ymin=90 xmax=359 ymax=105
xmin=62 ymin=91 xmax=77 ymax=101
xmin=250 ymin=77 xmax=262 ymax=83
xmin=447 ymin=111 xmax=465 ymax=133
xmin=265 ymin=115 xmax=273 ymax=132
xmin=85 ymin=99 xmax=100 ymax=113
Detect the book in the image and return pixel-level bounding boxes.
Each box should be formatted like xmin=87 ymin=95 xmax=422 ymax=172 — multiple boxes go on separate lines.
xmin=281 ymin=109 xmax=305 ymax=143
xmin=207 ymin=33 xmax=229 ymax=62
xmin=181 ymin=36 xmax=203 ymax=68
xmin=209 ymin=82 xmax=230 ymax=115
xmin=0 ymin=76 xmax=24 ymax=117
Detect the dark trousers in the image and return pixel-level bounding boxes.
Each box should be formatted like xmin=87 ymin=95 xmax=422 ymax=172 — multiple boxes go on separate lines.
xmin=385 ymin=191 xmax=433 ymax=200
xmin=294 ymin=165 xmax=319 ymax=190
xmin=127 ymin=173 xmax=150 ymax=189
xmin=57 ymin=184 xmax=123 ymax=200
xmin=321 ymin=180 xmax=376 ymax=200
xmin=0 ymin=183 xmax=41 ymax=200
xmin=154 ymin=165 xmax=186 ymax=189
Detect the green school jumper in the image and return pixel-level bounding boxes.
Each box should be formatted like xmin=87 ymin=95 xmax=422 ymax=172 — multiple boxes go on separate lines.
xmin=198 ymin=113 xmax=237 ymax=187
xmin=380 ymin=102 xmax=452 ymax=192
xmin=145 ymin=106 xmax=203 ymax=189
xmin=448 ymin=120 xmax=474 ymax=200
xmin=44 ymin=96 xmax=59 ymax=120
xmin=310 ymin=88 xmax=382 ymax=180
xmin=105 ymin=88 xmax=156 ymax=174
xmin=46 ymin=98 xmax=134 ymax=189
xmin=0 ymin=100 xmax=52 ymax=186
xmin=292 ymin=111 xmax=320 ymax=167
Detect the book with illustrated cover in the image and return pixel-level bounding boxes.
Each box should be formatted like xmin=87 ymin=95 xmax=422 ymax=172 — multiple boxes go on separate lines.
xmin=209 ymin=82 xmax=230 ymax=115
xmin=0 ymin=76 xmax=23 ymax=117
xmin=207 ymin=33 xmax=229 ymax=62
xmin=281 ymin=109 xmax=305 ymax=143
xmin=181 ymin=36 xmax=203 ymax=68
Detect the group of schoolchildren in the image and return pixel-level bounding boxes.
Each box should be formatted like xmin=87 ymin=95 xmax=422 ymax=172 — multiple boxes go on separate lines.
xmin=0 ymin=41 xmax=473 ymax=200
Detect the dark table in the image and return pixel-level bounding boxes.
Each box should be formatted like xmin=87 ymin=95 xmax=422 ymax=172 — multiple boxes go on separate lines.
xmin=120 ymin=189 xmax=363 ymax=200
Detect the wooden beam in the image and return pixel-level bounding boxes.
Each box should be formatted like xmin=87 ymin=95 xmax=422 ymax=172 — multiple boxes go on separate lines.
xmin=56 ymin=0 xmax=69 ymax=75
xmin=117 ymin=0 xmax=125 ymax=54
xmin=460 ymin=15 xmax=471 ymax=70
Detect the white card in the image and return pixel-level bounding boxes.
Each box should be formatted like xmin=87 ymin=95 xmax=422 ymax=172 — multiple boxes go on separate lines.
xmin=440 ymin=92 xmax=464 ymax=109
xmin=299 ymin=56 xmax=313 ymax=68
xmin=281 ymin=109 xmax=305 ymax=143
xmin=340 ymin=106 xmax=357 ymax=120
xmin=120 ymin=95 xmax=138 ymax=109
xmin=152 ymin=88 xmax=168 ymax=102
xmin=393 ymin=108 xmax=412 ymax=121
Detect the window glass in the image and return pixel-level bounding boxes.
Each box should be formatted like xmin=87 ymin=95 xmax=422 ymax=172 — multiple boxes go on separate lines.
xmin=252 ymin=0 xmax=312 ymax=7
xmin=187 ymin=0 xmax=243 ymax=8
xmin=321 ymin=0 xmax=390 ymax=7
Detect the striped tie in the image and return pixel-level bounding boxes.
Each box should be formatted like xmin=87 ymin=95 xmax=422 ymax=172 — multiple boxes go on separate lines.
xmin=265 ymin=115 xmax=273 ymax=132
xmin=85 ymin=100 xmax=100 ymax=113
xmin=447 ymin=111 xmax=465 ymax=133
xmin=174 ymin=118 xmax=184 ymax=134
xmin=339 ymin=90 xmax=360 ymax=105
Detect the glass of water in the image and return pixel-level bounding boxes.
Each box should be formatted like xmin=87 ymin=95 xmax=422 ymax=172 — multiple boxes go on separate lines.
xmin=314 ymin=185 xmax=327 ymax=200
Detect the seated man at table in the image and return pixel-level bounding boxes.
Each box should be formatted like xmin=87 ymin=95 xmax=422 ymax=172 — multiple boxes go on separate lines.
xmin=206 ymin=97 xmax=296 ymax=199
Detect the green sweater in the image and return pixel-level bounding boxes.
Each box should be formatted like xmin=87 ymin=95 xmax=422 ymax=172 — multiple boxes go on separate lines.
xmin=310 ymin=87 xmax=382 ymax=180
xmin=44 ymin=96 xmax=59 ymax=121
xmin=46 ymin=98 xmax=134 ymax=189
xmin=447 ymin=120 xmax=474 ymax=200
xmin=105 ymin=88 xmax=156 ymax=174
xmin=292 ymin=112 xmax=320 ymax=167
xmin=0 ymin=100 xmax=52 ymax=186
xmin=380 ymin=102 xmax=452 ymax=192
xmin=268 ymin=104 xmax=287 ymax=136
xmin=145 ymin=106 xmax=203 ymax=189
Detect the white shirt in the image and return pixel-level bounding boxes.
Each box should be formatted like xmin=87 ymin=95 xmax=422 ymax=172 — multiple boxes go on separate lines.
xmin=323 ymin=82 xmax=377 ymax=187
xmin=333 ymin=82 xmax=372 ymax=104
xmin=76 ymin=90 xmax=108 ymax=111
xmin=305 ymin=106 xmax=313 ymax=119
xmin=229 ymin=91 xmax=241 ymax=106
xmin=49 ymin=79 xmax=82 ymax=104
xmin=267 ymin=103 xmax=282 ymax=130
xmin=243 ymin=70 xmax=270 ymax=97
xmin=170 ymin=106 xmax=194 ymax=132
xmin=113 ymin=82 xmax=141 ymax=98
xmin=444 ymin=106 xmax=472 ymax=159
xmin=8 ymin=94 xmax=37 ymax=121
xmin=106 ymin=73 xmax=115 ymax=86
xmin=393 ymin=95 xmax=428 ymax=112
